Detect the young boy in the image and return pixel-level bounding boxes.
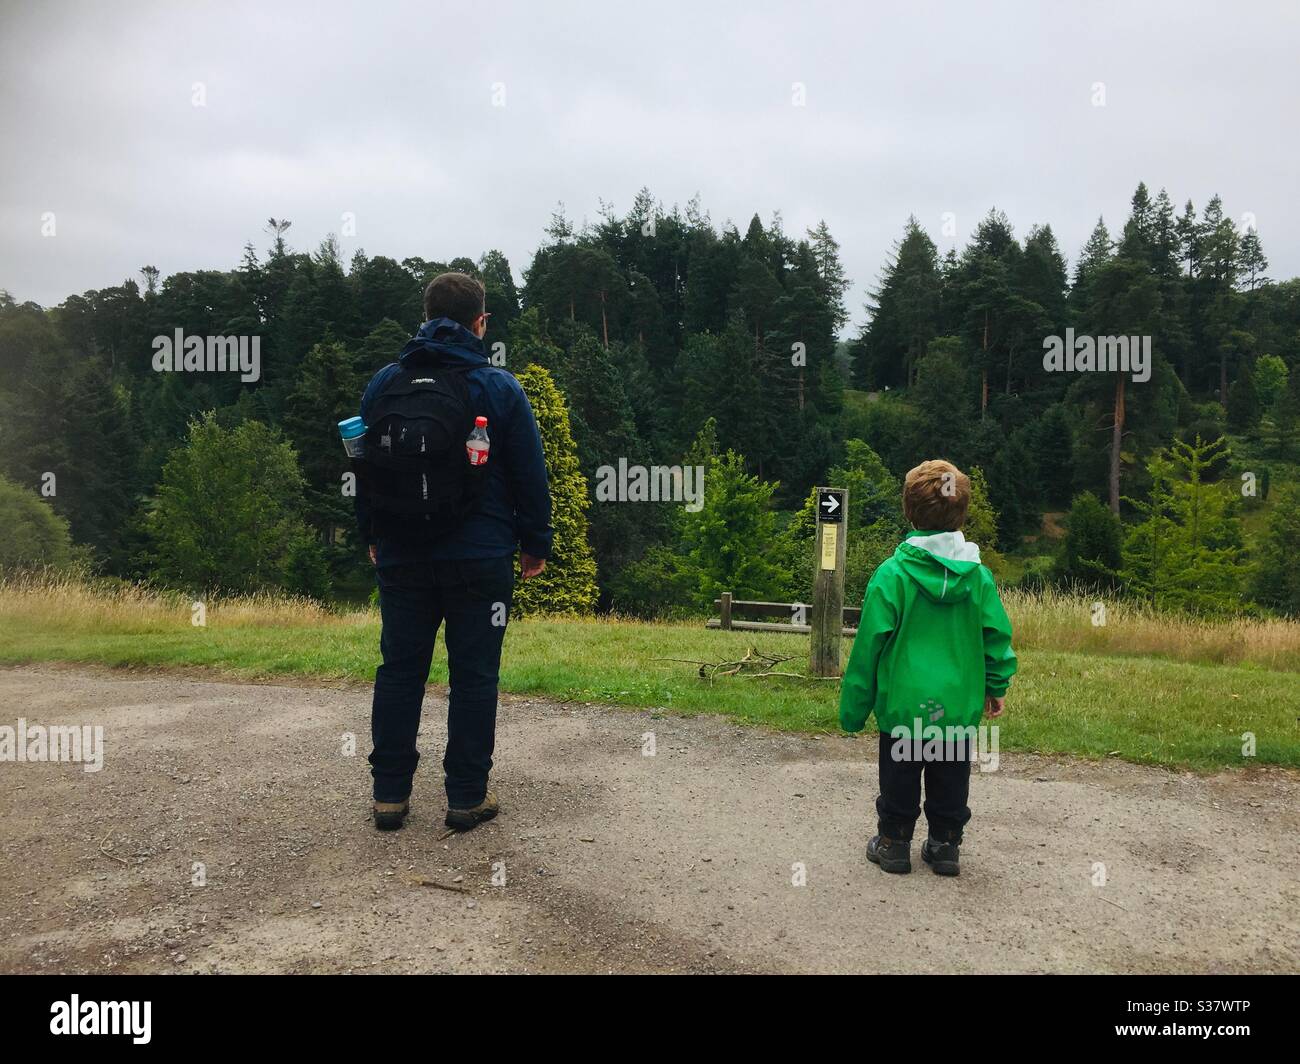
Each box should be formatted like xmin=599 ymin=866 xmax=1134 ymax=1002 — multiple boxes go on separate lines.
xmin=838 ymin=459 xmax=1017 ymax=876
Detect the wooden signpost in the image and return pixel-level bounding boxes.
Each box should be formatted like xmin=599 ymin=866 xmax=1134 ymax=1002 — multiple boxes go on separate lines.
xmin=810 ymin=486 xmax=847 ymax=677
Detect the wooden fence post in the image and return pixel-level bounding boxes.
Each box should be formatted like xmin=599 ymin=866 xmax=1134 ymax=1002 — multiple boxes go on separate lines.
xmin=810 ymin=487 xmax=847 ymax=677
xmin=719 ymin=592 xmax=733 ymax=631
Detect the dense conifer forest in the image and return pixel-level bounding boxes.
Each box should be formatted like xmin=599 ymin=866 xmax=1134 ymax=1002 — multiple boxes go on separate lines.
xmin=2 ymin=183 xmax=1297 ymax=616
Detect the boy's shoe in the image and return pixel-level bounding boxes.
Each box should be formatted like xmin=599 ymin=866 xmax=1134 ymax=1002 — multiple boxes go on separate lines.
xmin=921 ymin=836 xmax=960 ymax=876
xmin=373 ymin=800 xmax=410 ymax=831
xmin=445 ymin=790 xmax=499 ymax=832
xmin=866 ymin=834 xmax=912 ymax=874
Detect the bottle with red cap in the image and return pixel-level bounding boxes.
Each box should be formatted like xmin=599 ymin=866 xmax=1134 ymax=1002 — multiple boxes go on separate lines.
xmin=466 ymin=416 xmax=490 ymax=466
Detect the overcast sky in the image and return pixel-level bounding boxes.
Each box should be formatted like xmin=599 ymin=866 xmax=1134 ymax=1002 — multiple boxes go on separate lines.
xmin=2 ymin=0 xmax=1297 ymax=333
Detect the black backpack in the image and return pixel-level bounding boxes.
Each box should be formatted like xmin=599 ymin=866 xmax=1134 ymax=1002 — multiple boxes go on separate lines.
xmin=356 ymin=356 xmax=486 ymax=542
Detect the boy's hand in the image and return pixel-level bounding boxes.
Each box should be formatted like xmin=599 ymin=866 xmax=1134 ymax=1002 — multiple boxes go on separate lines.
xmin=984 ymin=694 xmax=1005 ymax=718
xmin=520 ymin=552 xmax=546 ymax=580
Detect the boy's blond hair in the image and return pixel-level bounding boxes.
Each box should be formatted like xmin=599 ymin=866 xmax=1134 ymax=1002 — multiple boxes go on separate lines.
xmin=903 ymin=459 xmax=970 ymax=531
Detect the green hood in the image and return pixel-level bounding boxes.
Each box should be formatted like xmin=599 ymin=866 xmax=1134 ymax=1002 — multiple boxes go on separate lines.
xmin=894 ymin=530 xmax=984 ymax=604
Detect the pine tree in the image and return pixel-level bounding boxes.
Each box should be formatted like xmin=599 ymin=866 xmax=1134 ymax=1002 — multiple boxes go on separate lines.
xmin=1033 ymin=404 xmax=1076 ymax=507
xmin=683 ymin=225 xmax=741 ymax=336
xmin=1120 ymin=436 xmax=1246 ymax=612
xmin=1018 ymin=224 xmax=1068 ymax=333
xmin=1236 ymin=229 xmax=1269 ymax=290
xmin=910 ymin=336 xmax=975 ymax=465
xmin=1198 ymin=196 xmax=1239 ymax=286
xmin=564 ymin=331 xmax=643 ymax=471
xmin=674 ymin=331 xmax=726 ymax=444
xmin=1150 ymin=189 xmax=1192 ymax=383
xmin=1250 ymin=487 xmax=1300 ymax=615
xmin=806 ymin=220 xmax=851 ymax=331
xmin=1275 ymin=359 xmax=1300 ymax=459
xmin=853 ymin=217 xmax=940 ymax=389
xmin=1119 ymin=182 xmax=1156 ymax=262
xmin=283 ymin=339 xmax=363 ymax=545
xmin=1056 ymin=491 xmax=1122 ymax=589
xmin=147 ymin=413 xmax=328 ymax=595
xmin=312 ymin=235 xmax=361 ymax=340
xmin=982 ymin=423 xmax=1035 ymax=545
xmin=505 ymin=306 xmax=564 ymax=378
xmin=679 ymin=449 xmax=790 ymax=605
xmin=1074 ymin=252 xmax=1161 ymax=513
xmin=606 ymin=418 xmax=721 ymax=617
xmin=1225 ymin=360 xmax=1260 ymax=434
xmin=1174 ymin=200 xmax=1199 ymax=277
xmin=351 ymin=255 xmax=421 ymax=333
xmin=954 ymin=210 xmax=1026 ymax=411
xmin=683 ymin=416 xmax=720 ymax=470
xmin=511 ymin=365 xmax=598 ymax=616
xmin=730 ymin=253 xmax=782 ymax=352
xmin=354 ymin=318 xmax=410 ymax=376
xmin=478 ymin=249 xmax=521 ymax=347
xmin=0 ymin=353 xmax=136 ymax=565
xmin=1072 ymin=217 xmax=1114 ymax=293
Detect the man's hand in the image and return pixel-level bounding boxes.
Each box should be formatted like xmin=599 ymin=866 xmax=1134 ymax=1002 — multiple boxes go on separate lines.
xmin=520 ymin=553 xmax=546 ymax=580
xmin=368 ymin=544 xmax=377 ymax=566
xmin=984 ymin=694 xmax=1005 ymax=718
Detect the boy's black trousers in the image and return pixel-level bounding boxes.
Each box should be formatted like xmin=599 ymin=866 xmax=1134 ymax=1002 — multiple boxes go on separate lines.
xmin=875 ymin=733 xmax=973 ymax=844
xmin=369 ymin=555 xmax=514 ymax=808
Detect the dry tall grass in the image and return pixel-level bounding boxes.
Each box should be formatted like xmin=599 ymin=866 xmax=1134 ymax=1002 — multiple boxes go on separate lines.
xmin=1002 ymin=587 xmax=1300 ymax=671
xmin=0 ymin=570 xmax=368 ymax=632
xmin=2 ymin=572 xmax=1297 ymax=671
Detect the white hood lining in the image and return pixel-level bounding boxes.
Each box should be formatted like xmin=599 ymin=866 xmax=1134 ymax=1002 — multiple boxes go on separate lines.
xmin=909 ymin=530 xmax=982 ymax=564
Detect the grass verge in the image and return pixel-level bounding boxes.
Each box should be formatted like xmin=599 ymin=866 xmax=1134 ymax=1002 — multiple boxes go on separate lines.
xmin=0 ymin=574 xmax=1296 ymax=772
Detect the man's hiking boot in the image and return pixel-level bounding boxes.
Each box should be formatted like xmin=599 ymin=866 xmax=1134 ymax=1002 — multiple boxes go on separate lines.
xmin=445 ymin=790 xmax=499 ymax=832
xmin=373 ymin=800 xmax=410 ymax=832
xmin=866 ymin=834 xmax=912 ymax=874
xmin=921 ymin=836 xmax=961 ymax=876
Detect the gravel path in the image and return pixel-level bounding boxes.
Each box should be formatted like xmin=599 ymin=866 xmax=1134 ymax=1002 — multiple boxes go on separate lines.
xmin=1 ymin=664 xmax=1296 ymax=973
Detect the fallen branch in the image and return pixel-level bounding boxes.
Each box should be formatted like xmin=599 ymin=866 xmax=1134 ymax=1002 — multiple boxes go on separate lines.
xmin=98 ymin=831 xmax=128 ymax=866
xmin=411 ymin=877 xmax=469 ymax=894
xmin=739 ymin=671 xmax=839 ymax=681
xmin=654 ymin=646 xmax=827 ymax=683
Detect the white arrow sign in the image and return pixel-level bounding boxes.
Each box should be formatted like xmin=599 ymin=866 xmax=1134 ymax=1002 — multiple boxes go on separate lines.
xmin=821 ymin=495 xmax=840 ymax=514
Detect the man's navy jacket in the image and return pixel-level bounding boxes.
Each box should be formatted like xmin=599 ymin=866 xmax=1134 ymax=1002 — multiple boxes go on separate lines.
xmin=354 ymin=317 xmax=553 ymax=567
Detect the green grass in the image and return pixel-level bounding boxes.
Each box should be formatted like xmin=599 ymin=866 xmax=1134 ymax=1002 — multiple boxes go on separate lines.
xmin=1 ymin=607 xmax=1295 ymax=773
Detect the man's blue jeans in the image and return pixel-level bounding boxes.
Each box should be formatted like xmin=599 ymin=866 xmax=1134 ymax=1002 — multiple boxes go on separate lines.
xmin=369 ymin=555 xmax=514 ymax=808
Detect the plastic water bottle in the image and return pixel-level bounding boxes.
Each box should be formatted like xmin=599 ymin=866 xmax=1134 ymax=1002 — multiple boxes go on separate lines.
xmin=466 ymin=416 xmax=490 ymax=466
xmin=338 ymin=416 xmax=366 ymax=458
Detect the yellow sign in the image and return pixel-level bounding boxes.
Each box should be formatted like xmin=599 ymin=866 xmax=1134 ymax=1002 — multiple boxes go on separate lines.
xmin=820 ymin=523 xmax=838 ymax=570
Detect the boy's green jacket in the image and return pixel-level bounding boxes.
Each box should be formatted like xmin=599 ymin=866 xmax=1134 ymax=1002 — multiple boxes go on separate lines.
xmin=839 ymin=530 xmax=1017 ymax=738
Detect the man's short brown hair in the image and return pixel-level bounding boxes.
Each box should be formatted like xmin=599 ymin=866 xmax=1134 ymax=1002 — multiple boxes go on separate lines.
xmin=903 ymin=459 xmax=970 ymax=531
xmin=423 ymin=272 xmax=485 ymax=328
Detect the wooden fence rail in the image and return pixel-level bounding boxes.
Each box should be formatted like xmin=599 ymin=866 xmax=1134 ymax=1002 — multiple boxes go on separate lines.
xmin=706 ymin=592 xmax=860 ymax=636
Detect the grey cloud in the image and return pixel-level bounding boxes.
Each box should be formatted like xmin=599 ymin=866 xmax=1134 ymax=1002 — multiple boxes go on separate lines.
xmin=2 ymin=0 xmax=1297 ymax=330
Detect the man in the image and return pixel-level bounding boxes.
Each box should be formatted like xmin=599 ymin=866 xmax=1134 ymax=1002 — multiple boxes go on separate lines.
xmin=355 ymin=271 xmax=551 ymax=833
